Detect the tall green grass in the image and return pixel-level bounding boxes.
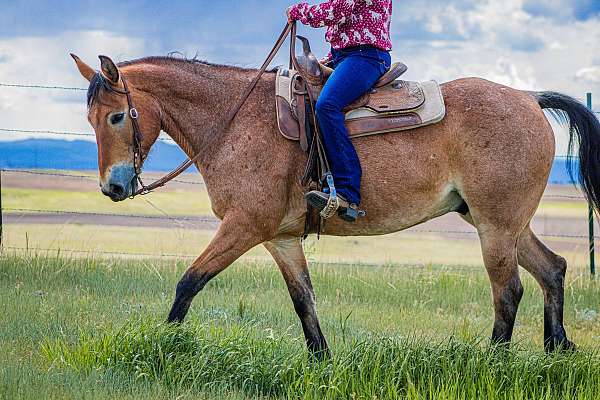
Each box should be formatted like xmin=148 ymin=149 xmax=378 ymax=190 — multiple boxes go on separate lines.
xmin=2 ymin=253 xmax=599 ymax=399
xmin=41 ymin=319 xmax=600 ymax=399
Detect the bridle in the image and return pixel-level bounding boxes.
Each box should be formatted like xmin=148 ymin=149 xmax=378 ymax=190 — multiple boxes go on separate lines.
xmin=93 ymin=72 xmax=147 ymax=194
xmin=99 ymin=22 xmax=294 ymax=198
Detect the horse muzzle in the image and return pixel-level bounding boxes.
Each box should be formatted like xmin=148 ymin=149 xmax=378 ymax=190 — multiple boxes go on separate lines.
xmin=100 ymin=163 xmax=138 ymax=202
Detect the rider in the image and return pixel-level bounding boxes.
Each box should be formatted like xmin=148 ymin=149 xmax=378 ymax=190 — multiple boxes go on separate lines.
xmin=287 ymin=0 xmax=393 ymax=222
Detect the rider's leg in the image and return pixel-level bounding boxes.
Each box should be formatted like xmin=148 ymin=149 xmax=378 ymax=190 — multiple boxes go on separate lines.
xmin=314 ymin=48 xmax=390 ymax=206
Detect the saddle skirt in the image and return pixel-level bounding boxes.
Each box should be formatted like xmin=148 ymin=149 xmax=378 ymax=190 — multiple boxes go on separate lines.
xmin=275 ymin=68 xmax=446 ymax=145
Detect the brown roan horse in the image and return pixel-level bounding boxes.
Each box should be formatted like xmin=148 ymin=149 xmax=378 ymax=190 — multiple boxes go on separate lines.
xmin=71 ymin=51 xmax=600 ymax=358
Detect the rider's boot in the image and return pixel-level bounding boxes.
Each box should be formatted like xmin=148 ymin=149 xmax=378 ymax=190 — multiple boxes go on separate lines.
xmin=305 ymin=190 xmax=363 ymax=222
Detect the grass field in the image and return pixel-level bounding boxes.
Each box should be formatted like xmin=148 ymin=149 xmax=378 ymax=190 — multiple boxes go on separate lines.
xmin=1 ymin=186 xmax=594 ymax=219
xmin=1 ymin=253 xmax=599 ymax=399
xmin=2 ymin=172 xmax=600 ymax=398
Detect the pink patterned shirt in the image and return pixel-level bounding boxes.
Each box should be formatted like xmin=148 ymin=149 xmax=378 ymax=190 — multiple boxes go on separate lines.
xmin=289 ymin=0 xmax=393 ymax=59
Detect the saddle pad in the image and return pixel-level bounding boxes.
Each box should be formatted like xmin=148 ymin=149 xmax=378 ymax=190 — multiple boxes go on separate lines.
xmin=275 ymin=68 xmax=446 ymax=141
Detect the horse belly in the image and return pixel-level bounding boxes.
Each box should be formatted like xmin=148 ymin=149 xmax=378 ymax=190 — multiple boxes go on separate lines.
xmin=316 ymin=130 xmax=461 ymax=236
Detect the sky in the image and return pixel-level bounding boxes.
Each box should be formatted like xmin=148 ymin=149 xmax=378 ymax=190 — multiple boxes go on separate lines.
xmin=0 ymin=0 xmax=599 ymax=155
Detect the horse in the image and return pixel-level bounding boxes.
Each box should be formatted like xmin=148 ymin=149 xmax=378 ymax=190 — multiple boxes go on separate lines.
xmin=71 ymin=52 xmax=600 ymax=358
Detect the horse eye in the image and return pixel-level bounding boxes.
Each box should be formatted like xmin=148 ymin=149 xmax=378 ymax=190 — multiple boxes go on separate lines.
xmin=110 ymin=113 xmax=125 ymax=125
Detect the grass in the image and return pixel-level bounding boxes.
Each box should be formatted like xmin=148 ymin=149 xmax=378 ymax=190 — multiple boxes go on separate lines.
xmin=2 ymin=187 xmax=213 ymax=216
xmin=1 ymin=253 xmax=599 ymax=399
xmin=2 ymin=186 xmax=593 ymax=219
xmin=3 ymin=222 xmax=595 ymax=269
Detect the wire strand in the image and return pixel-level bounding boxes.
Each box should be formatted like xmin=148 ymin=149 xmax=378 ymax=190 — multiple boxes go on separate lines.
xmin=4 ymin=207 xmax=217 ymax=223
xmin=0 ymin=168 xmax=204 ymax=185
xmin=0 ymin=127 xmax=174 ymax=142
xmin=0 ymin=82 xmax=86 ymax=91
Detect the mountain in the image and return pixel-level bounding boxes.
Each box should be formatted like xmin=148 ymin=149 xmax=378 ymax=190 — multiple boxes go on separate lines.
xmin=0 ymin=139 xmax=579 ymax=185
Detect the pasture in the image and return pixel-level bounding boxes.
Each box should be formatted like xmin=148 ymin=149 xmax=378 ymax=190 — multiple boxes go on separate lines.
xmin=1 ymin=254 xmax=599 ymax=399
xmin=2 ymin=172 xmax=600 ymax=399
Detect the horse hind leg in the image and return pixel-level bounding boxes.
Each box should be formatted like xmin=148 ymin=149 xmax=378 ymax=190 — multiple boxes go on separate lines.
xmin=517 ymin=226 xmax=576 ymax=351
xmin=477 ymin=227 xmax=525 ymax=346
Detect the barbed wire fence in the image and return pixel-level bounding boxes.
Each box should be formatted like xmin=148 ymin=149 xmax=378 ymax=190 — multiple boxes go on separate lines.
xmin=0 ymin=82 xmax=598 ymax=276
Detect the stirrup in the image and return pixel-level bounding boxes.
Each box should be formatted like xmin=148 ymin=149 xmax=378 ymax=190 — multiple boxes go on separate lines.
xmin=320 ymin=173 xmax=339 ymax=219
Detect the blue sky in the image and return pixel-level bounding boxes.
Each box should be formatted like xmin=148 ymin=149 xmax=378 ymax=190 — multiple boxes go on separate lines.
xmin=0 ymin=0 xmax=599 ymax=154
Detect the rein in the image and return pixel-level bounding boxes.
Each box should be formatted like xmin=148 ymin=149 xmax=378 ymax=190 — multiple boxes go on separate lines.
xmin=111 ymin=22 xmax=294 ymax=197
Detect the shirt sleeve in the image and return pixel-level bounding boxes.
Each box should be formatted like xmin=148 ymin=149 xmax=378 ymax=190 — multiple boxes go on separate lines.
xmin=289 ymin=1 xmax=356 ymax=28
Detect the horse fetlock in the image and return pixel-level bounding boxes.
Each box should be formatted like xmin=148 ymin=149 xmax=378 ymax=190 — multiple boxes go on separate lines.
xmin=167 ymin=298 xmax=192 ymax=323
xmin=545 ymin=333 xmax=576 ymax=353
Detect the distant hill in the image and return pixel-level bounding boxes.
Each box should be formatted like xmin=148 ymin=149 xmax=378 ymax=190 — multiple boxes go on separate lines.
xmin=0 ymin=139 xmax=188 ymax=171
xmin=0 ymin=138 xmax=579 ymax=185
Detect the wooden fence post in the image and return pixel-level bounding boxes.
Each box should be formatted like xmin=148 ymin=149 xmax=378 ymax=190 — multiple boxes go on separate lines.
xmin=0 ymin=169 xmax=3 ymax=253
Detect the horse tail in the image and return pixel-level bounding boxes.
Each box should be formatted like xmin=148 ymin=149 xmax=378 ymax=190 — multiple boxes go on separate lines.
xmin=535 ymin=91 xmax=600 ymax=212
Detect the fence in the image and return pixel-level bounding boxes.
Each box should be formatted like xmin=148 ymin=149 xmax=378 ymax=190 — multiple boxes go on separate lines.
xmin=0 ymin=81 xmax=598 ymax=276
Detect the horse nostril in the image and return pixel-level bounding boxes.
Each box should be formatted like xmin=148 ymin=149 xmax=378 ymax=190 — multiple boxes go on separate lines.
xmin=109 ymin=183 xmax=125 ymax=196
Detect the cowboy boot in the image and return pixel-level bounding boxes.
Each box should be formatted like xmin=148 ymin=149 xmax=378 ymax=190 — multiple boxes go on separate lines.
xmin=305 ymin=190 xmax=364 ymax=222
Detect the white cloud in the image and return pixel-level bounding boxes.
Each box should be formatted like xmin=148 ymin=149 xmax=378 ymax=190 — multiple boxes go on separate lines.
xmin=0 ymin=31 xmax=146 ymax=142
xmin=391 ymin=0 xmax=600 ymax=155
xmin=0 ymin=0 xmax=598 ymax=158
xmin=576 ymin=67 xmax=600 ymax=84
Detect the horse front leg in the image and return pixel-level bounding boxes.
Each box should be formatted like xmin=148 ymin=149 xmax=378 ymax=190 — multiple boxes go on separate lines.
xmin=264 ymin=236 xmax=330 ymax=359
xmin=167 ymin=215 xmax=265 ymax=323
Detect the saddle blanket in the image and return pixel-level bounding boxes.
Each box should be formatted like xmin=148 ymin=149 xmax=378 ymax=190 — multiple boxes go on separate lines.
xmin=275 ymin=68 xmax=446 ymax=142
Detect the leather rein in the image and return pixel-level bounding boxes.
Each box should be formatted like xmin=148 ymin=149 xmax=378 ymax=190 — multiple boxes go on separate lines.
xmin=107 ymin=22 xmax=295 ymax=197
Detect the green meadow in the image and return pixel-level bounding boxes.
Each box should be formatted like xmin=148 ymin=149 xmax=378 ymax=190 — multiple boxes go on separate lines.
xmin=1 ymin=253 xmax=599 ymax=399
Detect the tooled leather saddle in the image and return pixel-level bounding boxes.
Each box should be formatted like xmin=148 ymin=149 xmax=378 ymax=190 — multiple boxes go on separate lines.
xmin=276 ymin=36 xmax=446 ymax=152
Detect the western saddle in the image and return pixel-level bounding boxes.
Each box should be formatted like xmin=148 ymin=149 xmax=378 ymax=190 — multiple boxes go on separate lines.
xmin=276 ymin=35 xmax=446 ymax=153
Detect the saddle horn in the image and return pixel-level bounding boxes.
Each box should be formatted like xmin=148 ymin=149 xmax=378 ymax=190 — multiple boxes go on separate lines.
xmin=294 ymin=35 xmax=326 ymax=86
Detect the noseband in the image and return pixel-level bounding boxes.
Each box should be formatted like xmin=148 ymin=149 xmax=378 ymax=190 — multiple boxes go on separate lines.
xmin=96 ymin=22 xmax=293 ymax=198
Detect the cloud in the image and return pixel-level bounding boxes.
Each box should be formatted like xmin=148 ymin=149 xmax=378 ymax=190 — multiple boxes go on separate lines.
xmin=0 ymin=0 xmax=598 ymax=157
xmin=0 ymin=31 xmax=146 ymax=142
xmin=576 ymin=67 xmax=600 ymax=84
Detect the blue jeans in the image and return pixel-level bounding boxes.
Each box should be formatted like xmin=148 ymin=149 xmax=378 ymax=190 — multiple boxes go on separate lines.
xmin=315 ymin=45 xmax=391 ymax=205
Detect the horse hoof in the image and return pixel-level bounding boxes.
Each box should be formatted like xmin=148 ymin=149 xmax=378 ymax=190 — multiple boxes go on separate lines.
xmin=545 ymin=337 xmax=577 ymax=353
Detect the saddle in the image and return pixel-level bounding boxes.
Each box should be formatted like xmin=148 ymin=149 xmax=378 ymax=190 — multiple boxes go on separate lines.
xmin=276 ymin=36 xmax=446 ymax=152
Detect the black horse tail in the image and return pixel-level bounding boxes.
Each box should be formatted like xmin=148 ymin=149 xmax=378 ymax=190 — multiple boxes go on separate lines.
xmin=536 ymin=91 xmax=600 ymax=212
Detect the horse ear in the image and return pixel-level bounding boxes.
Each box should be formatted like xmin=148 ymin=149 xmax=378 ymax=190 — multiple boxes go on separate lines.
xmin=99 ymin=55 xmax=120 ymax=84
xmin=70 ymin=53 xmax=95 ymax=82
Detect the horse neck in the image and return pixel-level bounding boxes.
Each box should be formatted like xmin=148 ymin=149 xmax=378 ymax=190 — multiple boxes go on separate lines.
xmin=123 ymin=61 xmax=264 ymax=170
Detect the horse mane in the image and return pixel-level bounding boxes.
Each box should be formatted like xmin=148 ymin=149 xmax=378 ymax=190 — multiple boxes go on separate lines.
xmin=117 ymin=54 xmax=277 ymax=74
xmin=86 ymin=54 xmax=277 ymax=107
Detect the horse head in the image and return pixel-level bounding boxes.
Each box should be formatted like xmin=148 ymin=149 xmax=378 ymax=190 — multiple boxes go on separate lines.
xmin=71 ymin=54 xmax=162 ymax=201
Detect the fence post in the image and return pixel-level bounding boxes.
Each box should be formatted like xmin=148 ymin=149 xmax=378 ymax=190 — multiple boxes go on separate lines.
xmin=587 ymin=93 xmax=595 ymax=278
xmin=0 ymin=169 xmax=3 ymax=253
